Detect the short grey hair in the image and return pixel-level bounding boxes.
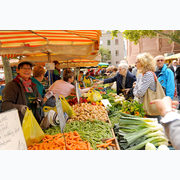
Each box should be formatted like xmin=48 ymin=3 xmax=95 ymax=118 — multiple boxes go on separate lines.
xmin=154 ymin=55 xmax=165 ymax=61
xmin=118 ymin=63 xmax=129 ymax=70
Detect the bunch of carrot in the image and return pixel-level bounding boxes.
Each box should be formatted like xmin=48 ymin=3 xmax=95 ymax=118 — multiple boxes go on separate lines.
xmin=28 ymin=131 xmax=93 ymax=150
xmin=96 ymin=137 xmax=116 ymax=149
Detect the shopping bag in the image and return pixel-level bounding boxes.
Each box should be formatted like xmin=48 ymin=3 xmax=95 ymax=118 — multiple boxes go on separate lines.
xmin=59 ymin=95 xmax=75 ymax=118
xmin=87 ymin=89 xmax=102 ymax=102
xmin=22 ymin=108 xmax=45 ymax=147
xmin=143 ymin=72 xmax=165 ymax=116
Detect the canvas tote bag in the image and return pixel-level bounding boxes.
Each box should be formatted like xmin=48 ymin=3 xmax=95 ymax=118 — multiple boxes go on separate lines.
xmin=143 ymin=72 xmax=165 ymax=116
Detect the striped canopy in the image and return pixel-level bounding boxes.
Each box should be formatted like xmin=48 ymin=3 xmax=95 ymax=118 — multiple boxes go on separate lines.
xmin=0 ymin=30 xmax=101 ymax=58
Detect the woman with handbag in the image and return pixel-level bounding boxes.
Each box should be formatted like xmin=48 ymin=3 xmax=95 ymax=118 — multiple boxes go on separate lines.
xmin=133 ymin=53 xmax=165 ymax=119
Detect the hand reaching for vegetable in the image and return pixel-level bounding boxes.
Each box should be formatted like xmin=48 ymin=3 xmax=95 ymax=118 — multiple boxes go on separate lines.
xmin=150 ymin=96 xmax=179 ymax=117
xmin=133 ymin=82 xmax=136 ymax=88
xmin=96 ymin=80 xmax=104 ymax=85
xmin=124 ymin=88 xmax=130 ymax=95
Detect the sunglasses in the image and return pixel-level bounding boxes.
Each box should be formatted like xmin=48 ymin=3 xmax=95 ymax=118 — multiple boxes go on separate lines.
xmin=157 ymin=59 xmax=164 ymax=62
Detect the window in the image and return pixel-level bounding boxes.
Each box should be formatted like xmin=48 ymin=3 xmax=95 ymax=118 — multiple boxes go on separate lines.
xmin=115 ymin=39 xmax=118 ymax=45
xmin=109 ymin=50 xmax=111 ymax=55
xmin=107 ymin=40 xmax=111 ymax=45
xmin=115 ymin=50 xmax=119 ymax=56
xmin=116 ymin=61 xmax=119 ymax=64
xmin=109 ymin=62 xmax=111 ymax=65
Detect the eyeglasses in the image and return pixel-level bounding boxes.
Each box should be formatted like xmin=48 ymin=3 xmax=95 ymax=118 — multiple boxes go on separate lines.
xmin=20 ymin=68 xmax=32 ymax=70
xmin=157 ymin=59 xmax=164 ymax=62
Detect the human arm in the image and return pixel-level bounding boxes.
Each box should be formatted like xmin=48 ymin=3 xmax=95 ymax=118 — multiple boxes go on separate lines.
xmin=103 ymin=74 xmax=117 ymax=84
xmin=1 ymin=82 xmax=27 ymax=112
xmin=150 ymin=96 xmax=180 ymax=149
xmin=133 ymin=72 xmax=154 ymax=98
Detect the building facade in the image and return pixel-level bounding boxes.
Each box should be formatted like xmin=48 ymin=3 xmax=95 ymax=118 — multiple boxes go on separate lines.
xmin=100 ymin=31 xmax=125 ymax=66
xmin=127 ymin=31 xmax=180 ymax=65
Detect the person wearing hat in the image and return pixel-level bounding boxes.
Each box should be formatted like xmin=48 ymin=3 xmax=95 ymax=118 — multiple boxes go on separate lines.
xmin=1 ymin=61 xmax=43 ymax=124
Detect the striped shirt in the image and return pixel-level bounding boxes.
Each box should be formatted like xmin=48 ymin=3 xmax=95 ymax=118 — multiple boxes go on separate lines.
xmin=133 ymin=71 xmax=156 ymax=103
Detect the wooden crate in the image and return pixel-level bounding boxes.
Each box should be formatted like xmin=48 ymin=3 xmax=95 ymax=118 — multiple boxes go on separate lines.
xmin=98 ymin=117 xmax=120 ymax=150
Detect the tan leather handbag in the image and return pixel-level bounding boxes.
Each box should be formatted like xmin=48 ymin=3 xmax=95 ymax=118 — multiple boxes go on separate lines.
xmin=143 ymin=72 xmax=165 ymax=116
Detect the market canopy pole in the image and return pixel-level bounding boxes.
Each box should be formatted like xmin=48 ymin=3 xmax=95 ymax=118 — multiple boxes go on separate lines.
xmin=2 ymin=56 xmax=13 ymax=84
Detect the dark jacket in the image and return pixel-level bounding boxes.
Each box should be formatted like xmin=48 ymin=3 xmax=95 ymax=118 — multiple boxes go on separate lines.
xmin=103 ymin=71 xmax=136 ymax=95
xmin=176 ymin=65 xmax=180 ymax=84
xmin=169 ymin=65 xmax=175 ymax=74
xmin=1 ymin=77 xmax=43 ymax=123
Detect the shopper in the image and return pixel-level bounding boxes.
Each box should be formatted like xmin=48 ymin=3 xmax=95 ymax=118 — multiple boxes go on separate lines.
xmin=32 ymin=65 xmax=46 ymax=98
xmin=133 ymin=53 xmax=156 ymax=102
xmin=155 ymin=55 xmax=175 ymax=99
xmin=175 ymin=58 xmax=180 ymax=109
xmin=169 ymin=60 xmax=177 ymax=75
xmin=150 ymin=96 xmax=180 ymax=150
xmin=96 ymin=62 xmax=136 ymax=99
xmin=133 ymin=52 xmax=165 ymax=118
xmin=1 ymin=61 xmax=43 ymax=124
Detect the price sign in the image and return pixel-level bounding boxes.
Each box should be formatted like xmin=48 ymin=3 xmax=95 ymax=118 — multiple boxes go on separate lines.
xmin=0 ymin=109 xmax=27 ymax=150
xmin=101 ymin=99 xmax=112 ymax=109
xmin=55 ymin=95 xmax=67 ymax=133
xmin=75 ymin=81 xmax=82 ymax=104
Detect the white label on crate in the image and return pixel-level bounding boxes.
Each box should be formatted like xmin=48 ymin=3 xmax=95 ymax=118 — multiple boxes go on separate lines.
xmin=0 ymin=109 xmax=27 ymax=150
xmin=101 ymin=99 xmax=112 ymax=108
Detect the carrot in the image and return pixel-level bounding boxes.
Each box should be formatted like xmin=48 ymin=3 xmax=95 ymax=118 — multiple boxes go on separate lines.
xmin=110 ymin=143 xmax=116 ymax=147
xmin=28 ymin=131 xmax=93 ymax=150
xmin=105 ymin=137 xmax=115 ymax=143
xmin=97 ymin=141 xmax=112 ymax=148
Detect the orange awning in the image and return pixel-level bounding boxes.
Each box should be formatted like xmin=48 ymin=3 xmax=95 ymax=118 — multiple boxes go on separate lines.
xmin=0 ymin=30 xmax=101 ymax=57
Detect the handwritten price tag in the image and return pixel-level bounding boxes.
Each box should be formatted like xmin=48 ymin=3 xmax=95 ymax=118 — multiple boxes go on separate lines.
xmin=0 ymin=109 xmax=27 ymax=150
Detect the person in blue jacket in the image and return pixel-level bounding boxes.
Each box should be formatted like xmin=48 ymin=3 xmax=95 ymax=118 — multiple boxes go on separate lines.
xmin=155 ymin=55 xmax=175 ymax=100
xmin=96 ymin=62 xmax=136 ymax=99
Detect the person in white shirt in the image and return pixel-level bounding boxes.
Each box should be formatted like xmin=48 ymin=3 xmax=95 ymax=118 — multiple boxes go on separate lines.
xmin=151 ymin=96 xmax=180 ymax=149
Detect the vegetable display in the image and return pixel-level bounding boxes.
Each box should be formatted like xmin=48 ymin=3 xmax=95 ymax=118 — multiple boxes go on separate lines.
xmin=68 ymin=103 xmax=109 ymax=122
xmin=113 ymin=111 xmax=168 ymax=150
xmin=28 ymin=131 xmax=93 ymax=150
xmin=67 ymin=97 xmax=88 ymax=106
xmin=64 ymin=120 xmax=113 ymax=150
xmin=120 ymin=100 xmax=145 ymax=117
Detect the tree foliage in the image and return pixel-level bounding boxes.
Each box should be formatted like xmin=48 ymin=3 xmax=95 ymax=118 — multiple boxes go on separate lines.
xmin=111 ymin=30 xmax=180 ymax=45
xmin=99 ymin=46 xmax=111 ymax=62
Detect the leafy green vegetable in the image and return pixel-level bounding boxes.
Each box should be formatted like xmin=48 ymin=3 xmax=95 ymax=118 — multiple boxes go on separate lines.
xmin=113 ymin=112 xmax=168 ymax=150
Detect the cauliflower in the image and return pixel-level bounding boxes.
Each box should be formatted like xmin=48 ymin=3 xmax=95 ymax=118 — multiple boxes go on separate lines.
xmin=145 ymin=143 xmax=156 ymax=150
xmin=157 ymin=145 xmax=169 ymax=150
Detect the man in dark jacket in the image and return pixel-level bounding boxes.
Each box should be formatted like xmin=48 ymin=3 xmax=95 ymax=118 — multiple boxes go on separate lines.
xmin=169 ymin=60 xmax=177 ymax=75
xmin=96 ymin=62 xmax=136 ymax=99
xmin=175 ymin=58 xmax=180 ymax=109
xmin=1 ymin=61 xmax=43 ymax=123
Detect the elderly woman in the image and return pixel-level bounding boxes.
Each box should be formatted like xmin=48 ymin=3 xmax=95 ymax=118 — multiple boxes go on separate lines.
xmin=97 ymin=62 xmax=136 ymax=98
xmin=32 ymin=65 xmax=46 ymax=98
xmin=133 ymin=53 xmax=156 ymax=103
xmin=1 ymin=61 xmax=43 ymax=124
